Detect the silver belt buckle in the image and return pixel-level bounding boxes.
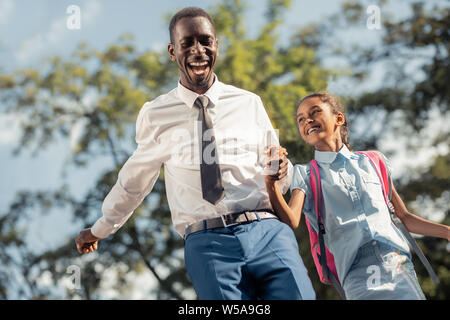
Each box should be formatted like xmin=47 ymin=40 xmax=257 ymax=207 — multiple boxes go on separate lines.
xmin=220 ymin=213 xmax=240 ymax=228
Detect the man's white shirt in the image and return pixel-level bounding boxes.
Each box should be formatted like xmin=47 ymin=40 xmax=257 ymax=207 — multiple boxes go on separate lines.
xmin=91 ymin=76 xmax=292 ymax=238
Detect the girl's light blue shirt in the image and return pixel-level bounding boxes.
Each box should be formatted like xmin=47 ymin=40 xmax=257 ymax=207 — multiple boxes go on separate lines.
xmin=290 ymin=145 xmax=410 ymax=283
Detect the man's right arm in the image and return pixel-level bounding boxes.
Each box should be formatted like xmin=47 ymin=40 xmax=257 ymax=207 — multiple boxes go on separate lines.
xmin=90 ymin=103 xmax=166 ymax=239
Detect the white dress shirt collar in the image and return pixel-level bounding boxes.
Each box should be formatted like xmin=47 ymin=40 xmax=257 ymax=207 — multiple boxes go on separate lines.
xmin=314 ymin=144 xmax=352 ymax=164
xmin=176 ymin=74 xmax=221 ymax=108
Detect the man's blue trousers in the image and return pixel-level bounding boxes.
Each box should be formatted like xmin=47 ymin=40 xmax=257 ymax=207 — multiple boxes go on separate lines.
xmin=184 ymin=217 xmax=316 ymax=300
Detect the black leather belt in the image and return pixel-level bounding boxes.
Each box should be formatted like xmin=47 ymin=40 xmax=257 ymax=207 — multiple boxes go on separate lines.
xmin=184 ymin=209 xmax=278 ymax=240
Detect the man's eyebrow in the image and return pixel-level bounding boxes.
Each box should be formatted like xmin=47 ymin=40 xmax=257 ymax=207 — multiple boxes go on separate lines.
xmin=182 ymin=33 xmax=213 ymax=39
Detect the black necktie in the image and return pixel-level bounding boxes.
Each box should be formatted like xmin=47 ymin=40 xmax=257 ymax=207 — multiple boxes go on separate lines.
xmin=195 ymin=96 xmax=225 ymax=205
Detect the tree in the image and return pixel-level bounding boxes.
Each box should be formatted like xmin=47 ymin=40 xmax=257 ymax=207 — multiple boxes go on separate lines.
xmin=1 ymin=0 xmax=447 ymax=300
xmin=0 ymin=0 xmax=334 ymax=299
xmin=317 ymin=0 xmax=450 ymax=299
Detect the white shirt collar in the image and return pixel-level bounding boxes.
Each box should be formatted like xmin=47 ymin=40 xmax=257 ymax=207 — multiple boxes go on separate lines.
xmin=314 ymin=144 xmax=352 ymax=164
xmin=176 ymin=74 xmax=221 ymax=108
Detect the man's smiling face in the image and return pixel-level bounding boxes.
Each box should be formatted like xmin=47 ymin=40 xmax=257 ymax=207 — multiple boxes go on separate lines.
xmin=168 ymin=16 xmax=218 ymax=94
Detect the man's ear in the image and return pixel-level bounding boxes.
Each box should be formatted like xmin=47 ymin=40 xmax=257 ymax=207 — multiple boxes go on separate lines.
xmin=215 ymin=38 xmax=219 ymax=58
xmin=168 ymin=43 xmax=176 ymax=61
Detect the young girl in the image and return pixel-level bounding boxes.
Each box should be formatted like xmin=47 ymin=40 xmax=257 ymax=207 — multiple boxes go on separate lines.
xmin=265 ymin=92 xmax=450 ymax=300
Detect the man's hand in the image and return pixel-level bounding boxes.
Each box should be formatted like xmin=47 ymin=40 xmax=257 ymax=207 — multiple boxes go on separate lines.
xmin=264 ymin=145 xmax=289 ymax=183
xmin=75 ymin=228 xmax=100 ymax=254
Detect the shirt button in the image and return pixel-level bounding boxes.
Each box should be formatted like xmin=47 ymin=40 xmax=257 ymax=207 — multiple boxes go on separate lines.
xmin=372 ymin=241 xmax=377 ymax=246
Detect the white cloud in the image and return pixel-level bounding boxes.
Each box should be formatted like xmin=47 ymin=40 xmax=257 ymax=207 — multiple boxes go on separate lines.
xmin=69 ymin=89 xmax=99 ymax=152
xmin=0 ymin=113 xmax=22 ymax=145
xmin=0 ymin=0 xmax=14 ymax=25
xmin=15 ymin=1 xmax=101 ymax=64
xmin=95 ymin=262 xmax=159 ymax=299
xmin=15 ymin=16 xmax=67 ymax=63
xmin=379 ymin=106 xmax=449 ymax=179
xmin=83 ymin=0 xmax=101 ymax=25
xmin=69 ymin=118 xmax=88 ymax=152
xmin=410 ymin=191 xmax=449 ymax=223
xmin=151 ymin=42 xmax=166 ymax=52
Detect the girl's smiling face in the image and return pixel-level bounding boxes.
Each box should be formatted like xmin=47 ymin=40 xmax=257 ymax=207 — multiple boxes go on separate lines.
xmin=296 ymin=96 xmax=345 ymax=151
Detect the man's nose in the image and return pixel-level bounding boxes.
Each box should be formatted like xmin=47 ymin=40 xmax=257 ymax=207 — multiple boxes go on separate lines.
xmin=191 ymin=40 xmax=206 ymax=55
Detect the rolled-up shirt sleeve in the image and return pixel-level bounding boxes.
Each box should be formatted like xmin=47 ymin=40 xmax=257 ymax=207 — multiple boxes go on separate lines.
xmin=255 ymin=96 xmax=293 ymax=195
xmin=91 ymin=102 xmax=165 ymax=239
xmin=278 ymin=160 xmax=293 ymax=195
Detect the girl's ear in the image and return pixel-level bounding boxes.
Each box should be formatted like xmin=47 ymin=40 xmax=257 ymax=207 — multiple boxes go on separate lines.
xmin=336 ymin=112 xmax=345 ymax=126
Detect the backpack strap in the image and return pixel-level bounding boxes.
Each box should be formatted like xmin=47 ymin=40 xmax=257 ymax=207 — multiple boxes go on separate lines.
xmin=310 ymin=160 xmax=347 ymax=299
xmin=356 ymin=151 xmax=392 ymax=202
xmin=358 ymin=151 xmax=439 ymax=285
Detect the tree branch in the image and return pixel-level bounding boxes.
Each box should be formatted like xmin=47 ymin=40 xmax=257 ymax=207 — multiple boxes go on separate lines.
xmin=128 ymin=224 xmax=183 ymax=300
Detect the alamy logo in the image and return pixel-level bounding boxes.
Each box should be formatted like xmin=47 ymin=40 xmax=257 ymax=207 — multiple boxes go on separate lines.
xmin=366 ymin=5 xmax=381 ymax=30
xmin=366 ymin=265 xmax=381 ymax=289
xmin=66 ymin=265 xmax=81 ymax=290
xmin=66 ymin=5 xmax=81 ymax=30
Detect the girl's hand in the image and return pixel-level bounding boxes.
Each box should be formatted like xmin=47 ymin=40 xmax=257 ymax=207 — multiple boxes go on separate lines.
xmin=264 ymin=145 xmax=288 ymax=182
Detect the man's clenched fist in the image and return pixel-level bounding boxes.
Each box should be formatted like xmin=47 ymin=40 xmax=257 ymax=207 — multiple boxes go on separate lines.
xmin=75 ymin=228 xmax=100 ymax=254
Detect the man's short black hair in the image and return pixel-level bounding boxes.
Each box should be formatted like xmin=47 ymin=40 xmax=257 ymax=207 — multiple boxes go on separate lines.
xmin=169 ymin=7 xmax=215 ymax=44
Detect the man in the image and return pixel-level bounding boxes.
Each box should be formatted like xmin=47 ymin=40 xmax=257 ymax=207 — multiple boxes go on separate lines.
xmin=75 ymin=7 xmax=315 ymax=300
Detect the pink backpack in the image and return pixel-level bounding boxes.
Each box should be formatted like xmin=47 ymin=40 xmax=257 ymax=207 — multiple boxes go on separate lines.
xmin=305 ymin=151 xmax=438 ymax=299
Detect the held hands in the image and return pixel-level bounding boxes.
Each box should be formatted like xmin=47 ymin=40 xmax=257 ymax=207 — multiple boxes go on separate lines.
xmin=264 ymin=145 xmax=289 ymax=183
xmin=75 ymin=228 xmax=100 ymax=254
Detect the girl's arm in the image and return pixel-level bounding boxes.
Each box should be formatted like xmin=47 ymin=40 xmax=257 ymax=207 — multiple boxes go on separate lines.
xmin=391 ymin=185 xmax=450 ymax=241
xmin=265 ymin=178 xmax=305 ymax=229
xmin=264 ymin=145 xmax=305 ymax=229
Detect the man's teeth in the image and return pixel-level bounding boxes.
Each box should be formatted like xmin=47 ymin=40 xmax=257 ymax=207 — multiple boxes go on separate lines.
xmin=308 ymin=127 xmax=319 ymax=135
xmin=190 ymin=62 xmax=209 ymax=75
xmin=190 ymin=61 xmax=208 ymax=67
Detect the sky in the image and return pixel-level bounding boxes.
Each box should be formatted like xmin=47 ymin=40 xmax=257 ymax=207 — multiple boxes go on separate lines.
xmin=0 ymin=0 xmax=345 ymax=299
xmin=0 ymin=0 xmax=345 ymax=69
xmin=0 ymin=0 xmax=448 ymax=299
xmin=0 ymin=0 xmax=346 ymax=250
